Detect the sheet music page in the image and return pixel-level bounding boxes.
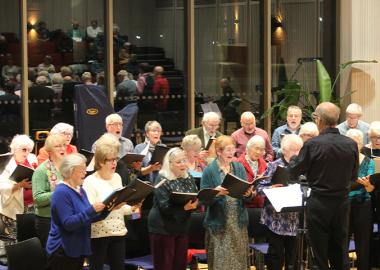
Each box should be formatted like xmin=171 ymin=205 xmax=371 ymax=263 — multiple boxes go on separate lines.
xmin=263 ymin=184 xmax=307 ymax=212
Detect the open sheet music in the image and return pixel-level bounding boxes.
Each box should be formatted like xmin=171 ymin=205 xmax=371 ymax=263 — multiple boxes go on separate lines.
xmin=263 ymin=184 xmax=309 ymax=212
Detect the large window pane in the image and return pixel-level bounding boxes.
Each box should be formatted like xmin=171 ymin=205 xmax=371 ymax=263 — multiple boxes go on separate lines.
xmin=0 ymin=0 xmax=22 ymax=152
xmin=114 ymin=0 xmax=187 ymax=145
xmin=195 ymin=0 xmax=263 ymax=134
xmin=27 ymin=0 xmax=106 ymax=136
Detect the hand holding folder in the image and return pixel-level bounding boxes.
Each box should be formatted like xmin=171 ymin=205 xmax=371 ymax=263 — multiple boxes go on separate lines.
xmin=170 ymin=188 xmax=219 ymax=206
xmin=9 ymin=165 xmax=35 ymax=183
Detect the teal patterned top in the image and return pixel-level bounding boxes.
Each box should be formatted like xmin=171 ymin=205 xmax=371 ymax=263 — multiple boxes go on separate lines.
xmin=349 ymin=156 xmax=375 ymax=201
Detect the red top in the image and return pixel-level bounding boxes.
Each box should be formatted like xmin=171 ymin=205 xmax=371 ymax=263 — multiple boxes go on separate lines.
xmin=237 ymin=152 xmax=267 ymax=208
xmin=18 ymin=159 xmax=38 ymax=207
xmin=152 ymin=75 xmax=169 ymax=110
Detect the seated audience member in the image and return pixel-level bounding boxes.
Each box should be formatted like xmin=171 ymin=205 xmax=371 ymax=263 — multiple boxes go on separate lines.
xmin=86 ymin=20 xmax=102 ymax=40
xmin=1 ymin=53 xmax=20 ymax=83
xmin=137 ymin=62 xmax=153 ymax=95
xmin=38 ymin=123 xmax=77 ymax=165
xmin=258 ymin=134 xmax=303 ymax=270
xmin=134 ymin=121 xmax=165 ymax=183
xmin=361 ymin=121 xmax=380 ymax=158
xmin=37 ymin=55 xmax=56 ymax=73
xmin=0 ymin=135 xmax=38 ymax=245
xmin=152 ymin=66 xmax=170 ymax=111
xmin=32 ymin=134 xmax=67 ymax=247
xmin=118 ymin=47 xmax=131 ymax=67
xmin=115 ymin=70 xmax=138 ymax=111
xmin=83 ymin=134 xmax=141 ymax=270
xmin=346 ymin=129 xmax=374 ymax=270
xmin=81 ymin=72 xmax=93 ymax=85
xmin=200 ymin=135 xmax=252 ymax=270
xmin=36 ymin=21 xmax=50 ymax=41
xmin=68 ymin=22 xmax=85 ymax=42
xmin=46 ymin=153 xmax=107 ymax=270
xmin=271 ymin=106 xmax=302 ymax=158
xmin=181 ymin=135 xmax=206 ymax=176
xmin=48 ymin=73 xmax=64 ymax=101
xmin=337 ymin=103 xmax=370 ymax=144
xmin=237 ymin=135 xmax=267 ymax=206
xmin=148 ymin=147 xmax=198 ymax=270
xmin=299 ymin=121 xmax=319 ymax=142
xmin=90 ymin=51 xmax=105 ymax=75
xmin=232 ymin=111 xmax=273 ymax=161
xmin=185 ymin=112 xmax=223 ymax=160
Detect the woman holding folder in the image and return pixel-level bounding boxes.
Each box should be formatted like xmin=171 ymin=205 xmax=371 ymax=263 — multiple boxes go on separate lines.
xmin=0 ymin=134 xmax=38 ymax=244
xmin=148 ymin=147 xmax=198 ymax=270
xmin=83 ymin=134 xmax=140 ymax=270
xmin=200 ymin=135 xmax=252 ymax=270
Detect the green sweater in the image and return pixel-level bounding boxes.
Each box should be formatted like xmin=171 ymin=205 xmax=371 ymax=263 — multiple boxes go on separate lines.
xmin=32 ymin=160 xmax=63 ymax=217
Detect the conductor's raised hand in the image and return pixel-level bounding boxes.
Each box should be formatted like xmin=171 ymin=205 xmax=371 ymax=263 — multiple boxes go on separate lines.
xmin=184 ymin=199 xmax=198 ymax=211
xmin=215 ymin=185 xmax=229 ymax=196
xmin=92 ymin=202 xmax=106 ymax=213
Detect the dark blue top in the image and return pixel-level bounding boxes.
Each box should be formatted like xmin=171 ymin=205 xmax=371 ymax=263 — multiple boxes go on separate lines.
xmin=46 ymin=183 xmax=107 ymax=258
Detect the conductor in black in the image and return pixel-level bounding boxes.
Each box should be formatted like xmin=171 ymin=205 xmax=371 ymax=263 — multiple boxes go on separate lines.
xmin=288 ymin=102 xmax=358 ymax=270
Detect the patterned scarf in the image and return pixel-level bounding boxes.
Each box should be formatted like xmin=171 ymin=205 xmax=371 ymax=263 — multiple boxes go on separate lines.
xmin=45 ymin=159 xmax=60 ymax=191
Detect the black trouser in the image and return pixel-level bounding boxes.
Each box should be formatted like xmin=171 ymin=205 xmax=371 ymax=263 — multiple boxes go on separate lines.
xmin=306 ymin=194 xmax=350 ymax=270
xmin=48 ymin=248 xmax=84 ymax=270
xmin=349 ymin=199 xmax=372 ymax=270
xmin=266 ymin=230 xmax=297 ymax=270
xmin=90 ymin=236 xmax=125 ymax=270
xmin=35 ymin=215 xmax=51 ymax=248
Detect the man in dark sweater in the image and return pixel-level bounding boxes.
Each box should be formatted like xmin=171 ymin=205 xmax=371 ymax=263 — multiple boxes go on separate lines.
xmin=289 ymin=102 xmax=358 ymax=270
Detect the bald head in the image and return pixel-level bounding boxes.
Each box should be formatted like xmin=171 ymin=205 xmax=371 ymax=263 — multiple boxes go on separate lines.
xmin=240 ymin=112 xmax=256 ymax=134
xmin=153 ymin=66 xmax=164 ymax=76
xmin=314 ymin=102 xmax=340 ymax=129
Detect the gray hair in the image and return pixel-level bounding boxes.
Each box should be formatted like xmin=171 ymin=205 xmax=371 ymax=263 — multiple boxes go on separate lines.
xmin=246 ymin=135 xmax=265 ymax=152
xmin=202 ymin=112 xmax=220 ymax=123
xmin=81 ymin=72 xmax=92 ymax=82
xmin=144 ymin=121 xmax=162 ymax=133
xmin=60 ymin=153 xmax=87 ymax=179
xmin=281 ymin=134 xmax=303 ymax=152
xmin=159 ymin=147 xmax=188 ymax=180
xmin=51 ymin=73 xmax=63 ymax=85
xmin=368 ymin=121 xmax=380 ymax=137
xmin=117 ymin=70 xmax=129 ymax=79
xmin=299 ymin=122 xmax=319 ymax=136
xmin=105 ymin=113 xmax=122 ymax=125
xmin=181 ymin=135 xmax=202 ymax=151
xmin=346 ymin=129 xmax=364 ymax=146
xmin=50 ymin=122 xmax=74 ymax=136
xmin=10 ymin=134 xmax=34 ymax=154
xmin=346 ymin=103 xmax=362 ymax=116
xmin=36 ymin=75 xmax=48 ymax=85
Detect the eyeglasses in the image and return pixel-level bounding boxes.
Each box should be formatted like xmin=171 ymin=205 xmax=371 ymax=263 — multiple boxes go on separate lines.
xmin=370 ymin=136 xmax=380 ymax=141
xmin=105 ymin=157 xmax=118 ymax=163
xmin=17 ymin=148 xmax=30 ymax=152
xmin=62 ymin=132 xmax=73 ymax=137
xmin=109 ymin=122 xmax=123 ymax=127
xmin=53 ymin=144 xmax=66 ymax=149
xmin=171 ymin=159 xmax=187 ymax=165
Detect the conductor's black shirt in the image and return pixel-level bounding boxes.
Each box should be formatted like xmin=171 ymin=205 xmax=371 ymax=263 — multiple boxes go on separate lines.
xmin=289 ymin=127 xmax=359 ymax=198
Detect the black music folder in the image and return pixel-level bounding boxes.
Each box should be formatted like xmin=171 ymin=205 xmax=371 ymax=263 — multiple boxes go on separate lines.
xmin=150 ymin=145 xmax=170 ymax=164
xmin=271 ymin=166 xmax=290 ymax=186
xmin=103 ymin=186 xmax=136 ymax=211
xmin=170 ymin=188 xmax=219 ymax=206
xmin=221 ymin=173 xmax=252 ymax=198
xmin=125 ymin=178 xmax=166 ymax=206
xmin=0 ymin=153 xmax=12 ymax=174
xmin=9 ymin=165 xmax=35 ymax=183
xmin=120 ymin=153 xmax=145 ymax=166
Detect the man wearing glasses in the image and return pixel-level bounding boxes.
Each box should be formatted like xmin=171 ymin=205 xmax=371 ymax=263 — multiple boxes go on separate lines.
xmin=289 ymin=102 xmax=358 ymax=270
xmin=337 ymin=103 xmax=370 ymax=144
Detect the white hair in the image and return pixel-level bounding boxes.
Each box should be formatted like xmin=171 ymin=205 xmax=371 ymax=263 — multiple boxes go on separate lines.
xmin=246 ymin=135 xmax=265 ymax=152
xmin=181 ymin=135 xmax=202 ymax=151
xmin=346 ymin=129 xmax=364 ymax=145
xmin=9 ymin=134 xmax=34 ymax=154
xmin=240 ymin=111 xmax=255 ymax=121
xmin=51 ymin=73 xmax=63 ymax=84
xmin=144 ymin=121 xmax=162 ymax=133
xmin=105 ymin=113 xmax=123 ymax=125
xmin=346 ymin=103 xmax=362 ymax=116
xmin=60 ymin=153 xmax=87 ymax=179
xmin=299 ymin=122 xmax=319 ymax=136
xmin=159 ymin=147 xmax=188 ymax=180
xmin=281 ymin=134 xmax=303 ymax=152
xmin=368 ymin=121 xmax=380 ymax=137
xmin=202 ymin=112 xmax=220 ymax=123
xmin=50 ymin=122 xmax=74 ymax=135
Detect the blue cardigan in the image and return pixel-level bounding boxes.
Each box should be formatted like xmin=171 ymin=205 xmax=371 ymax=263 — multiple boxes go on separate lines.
xmin=46 ymin=183 xmax=107 ymax=258
xmin=200 ymin=159 xmax=249 ymax=232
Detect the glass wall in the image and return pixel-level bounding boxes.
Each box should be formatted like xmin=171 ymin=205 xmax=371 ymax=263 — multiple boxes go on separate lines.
xmin=113 ymin=0 xmax=187 ymax=145
xmin=270 ymin=0 xmax=336 ymax=127
xmin=194 ymin=0 xmax=263 ymax=134
xmin=26 ymin=0 xmax=106 ymax=137
xmin=0 ymin=0 xmax=22 ymax=152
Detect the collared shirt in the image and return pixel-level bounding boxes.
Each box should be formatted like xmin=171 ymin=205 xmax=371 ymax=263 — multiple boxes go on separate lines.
xmin=337 ymin=120 xmax=370 ymax=144
xmin=288 ymin=127 xmax=359 ymax=198
xmin=203 ymin=127 xmax=215 ymax=148
xmin=271 ymin=124 xmax=300 ymax=158
xmin=259 ymin=158 xmax=299 ymax=236
xmin=231 ymin=127 xmax=274 ymax=161
xmin=91 ymin=135 xmax=134 ymax=159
